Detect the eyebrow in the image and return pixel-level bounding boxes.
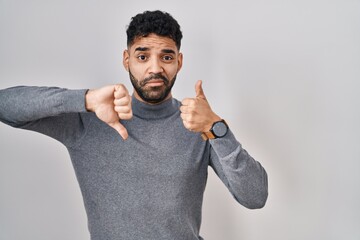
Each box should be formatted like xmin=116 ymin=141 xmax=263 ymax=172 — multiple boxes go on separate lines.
xmin=134 ymin=47 xmax=176 ymax=54
xmin=161 ymin=49 xmax=176 ymax=54
xmin=134 ymin=47 xmax=149 ymax=52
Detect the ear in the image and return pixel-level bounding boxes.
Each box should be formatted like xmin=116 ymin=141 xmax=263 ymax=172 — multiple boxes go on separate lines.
xmin=123 ymin=49 xmax=130 ymax=72
xmin=177 ymin=52 xmax=183 ymax=73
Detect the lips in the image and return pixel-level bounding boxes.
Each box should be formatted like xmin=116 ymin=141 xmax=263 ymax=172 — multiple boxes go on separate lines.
xmin=145 ymin=79 xmax=165 ymax=87
xmin=141 ymin=73 xmax=169 ymax=87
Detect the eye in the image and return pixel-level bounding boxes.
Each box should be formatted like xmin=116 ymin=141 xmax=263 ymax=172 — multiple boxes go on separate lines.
xmin=162 ymin=55 xmax=173 ymax=61
xmin=137 ymin=55 xmax=147 ymax=61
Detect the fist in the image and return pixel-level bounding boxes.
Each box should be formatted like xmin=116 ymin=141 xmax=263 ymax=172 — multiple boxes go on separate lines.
xmin=113 ymin=84 xmax=132 ymax=121
xmin=86 ymin=84 xmax=132 ymax=140
xmin=180 ymin=80 xmax=221 ymax=133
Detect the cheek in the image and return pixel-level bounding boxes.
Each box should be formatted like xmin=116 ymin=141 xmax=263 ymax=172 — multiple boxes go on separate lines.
xmin=167 ymin=66 xmax=180 ymax=79
xmin=129 ymin=62 xmax=146 ymax=79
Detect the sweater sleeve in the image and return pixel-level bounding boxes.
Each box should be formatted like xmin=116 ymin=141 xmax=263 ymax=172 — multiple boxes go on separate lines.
xmin=0 ymin=86 xmax=89 ymax=147
xmin=209 ymin=129 xmax=268 ymax=209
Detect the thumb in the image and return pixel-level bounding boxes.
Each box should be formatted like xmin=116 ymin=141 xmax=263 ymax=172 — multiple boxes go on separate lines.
xmin=109 ymin=121 xmax=129 ymax=140
xmin=195 ymin=80 xmax=206 ymax=100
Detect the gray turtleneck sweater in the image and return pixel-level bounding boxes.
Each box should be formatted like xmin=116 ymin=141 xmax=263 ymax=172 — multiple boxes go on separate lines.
xmin=0 ymin=86 xmax=268 ymax=240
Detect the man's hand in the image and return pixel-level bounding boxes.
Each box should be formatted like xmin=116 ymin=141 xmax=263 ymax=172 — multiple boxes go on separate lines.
xmin=180 ymin=80 xmax=221 ymax=133
xmin=86 ymin=84 xmax=132 ymax=140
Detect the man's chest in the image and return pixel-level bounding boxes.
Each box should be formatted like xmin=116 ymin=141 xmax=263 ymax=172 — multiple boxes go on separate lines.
xmin=70 ymin=115 xmax=210 ymax=190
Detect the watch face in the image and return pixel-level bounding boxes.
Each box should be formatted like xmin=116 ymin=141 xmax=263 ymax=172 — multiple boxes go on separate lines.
xmin=212 ymin=121 xmax=228 ymax=138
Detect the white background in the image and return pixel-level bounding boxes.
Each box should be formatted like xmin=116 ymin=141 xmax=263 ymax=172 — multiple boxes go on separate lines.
xmin=1 ymin=0 xmax=359 ymax=239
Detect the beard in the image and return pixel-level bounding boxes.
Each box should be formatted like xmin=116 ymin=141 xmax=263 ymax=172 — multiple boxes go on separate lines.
xmin=129 ymin=70 xmax=177 ymax=104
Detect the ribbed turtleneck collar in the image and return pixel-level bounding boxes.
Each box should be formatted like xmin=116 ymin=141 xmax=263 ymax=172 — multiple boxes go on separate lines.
xmin=131 ymin=95 xmax=179 ymax=120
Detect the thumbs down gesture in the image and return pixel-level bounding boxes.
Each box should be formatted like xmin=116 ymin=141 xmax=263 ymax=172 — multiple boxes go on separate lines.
xmin=85 ymin=84 xmax=132 ymax=140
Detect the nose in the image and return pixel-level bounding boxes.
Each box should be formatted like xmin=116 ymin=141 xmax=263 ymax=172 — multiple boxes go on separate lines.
xmin=148 ymin=58 xmax=164 ymax=74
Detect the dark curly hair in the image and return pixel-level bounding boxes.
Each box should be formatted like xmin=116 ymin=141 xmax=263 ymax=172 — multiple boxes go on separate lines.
xmin=126 ymin=10 xmax=183 ymax=50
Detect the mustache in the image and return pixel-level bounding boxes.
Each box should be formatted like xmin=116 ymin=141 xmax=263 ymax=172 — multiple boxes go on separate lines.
xmin=141 ymin=73 xmax=169 ymax=87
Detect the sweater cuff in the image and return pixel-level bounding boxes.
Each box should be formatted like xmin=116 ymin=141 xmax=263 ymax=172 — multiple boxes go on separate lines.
xmin=62 ymin=89 xmax=89 ymax=113
xmin=209 ymin=129 xmax=242 ymax=158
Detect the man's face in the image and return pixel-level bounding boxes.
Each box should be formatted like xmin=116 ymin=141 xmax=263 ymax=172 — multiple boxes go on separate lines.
xmin=123 ymin=33 xmax=183 ymax=104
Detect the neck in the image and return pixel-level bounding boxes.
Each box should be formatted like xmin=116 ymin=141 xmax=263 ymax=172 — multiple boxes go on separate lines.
xmin=131 ymin=94 xmax=178 ymax=120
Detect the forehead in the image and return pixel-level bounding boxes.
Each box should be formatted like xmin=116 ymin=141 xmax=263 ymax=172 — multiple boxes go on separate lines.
xmin=129 ymin=34 xmax=178 ymax=52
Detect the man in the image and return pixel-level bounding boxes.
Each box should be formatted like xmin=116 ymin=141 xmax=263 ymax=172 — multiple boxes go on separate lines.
xmin=0 ymin=10 xmax=268 ymax=240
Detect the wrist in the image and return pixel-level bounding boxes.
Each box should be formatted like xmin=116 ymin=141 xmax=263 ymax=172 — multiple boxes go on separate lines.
xmin=203 ymin=115 xmax=222 ymax=132
xmin=201 ymin=118 xmax=229 ymax=140
xmin=85 ymin=89 xmax=97 ymax=112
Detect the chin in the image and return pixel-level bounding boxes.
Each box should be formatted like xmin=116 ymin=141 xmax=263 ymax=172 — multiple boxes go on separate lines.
xmin=143 ymin=92 xmax=169 ymax=104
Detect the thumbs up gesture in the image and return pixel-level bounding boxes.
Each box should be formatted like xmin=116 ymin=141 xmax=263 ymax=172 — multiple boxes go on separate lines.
xmin=85 ymin=84 xmax=132 ymax=140
xmin=180 ymin=80 xmax=221 ymax=133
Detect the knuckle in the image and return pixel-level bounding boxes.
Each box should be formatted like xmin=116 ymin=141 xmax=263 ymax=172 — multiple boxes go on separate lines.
xmin=114 ymin=87 xmax=128 ymax=98
xmin=119 ymin=113 xmax=132 ymax=120
xmin=188 ymin=103 xmax=196 ymax=109
xmin=113 ymin=99 xmax=120 ymax=106
xmin=116 ymin=83 xmax=126 ymax=90
xmin=180 ymin=106 xmax=187 ymax=113
xmin=114 ymin=106 xmax=121 ymax=112
xmin=188 ymin=108 xmax=196 ymax=114
xmin=188 ymin=115 xmax=195 ymax=123
xmin=122 ymin=98 xmax=130 ymax=105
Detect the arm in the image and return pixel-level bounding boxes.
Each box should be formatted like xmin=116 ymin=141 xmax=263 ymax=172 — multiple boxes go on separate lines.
xmin=0 ymin=86 xmax=87 ymax=125
xmin=0 ymin=86 xmax=88 ymax=146
xmin=209 ymin=130 xmax=268 ymax=209
xmin=180 ymin=80 xmax=268 ymax=209
xmin=0 ymin=84 xmax=133 ymax=144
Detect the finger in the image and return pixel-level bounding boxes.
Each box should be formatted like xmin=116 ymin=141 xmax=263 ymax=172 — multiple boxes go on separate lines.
xmin=181 ymin=98 xmax=194 ymax=106
xmin=109 ymin=121 xmax=129 ymax=140
xmin=118 ymin=112 xmax=133 ymax=120
xmin=114 ymin=83 xmax=128 ymax=92
xmin=182 ymin=120 xmax=199 ymax=132
xmin=195 ymin=80 xmax=206 ymax=100
xmin=114 ymin=96 xmax=131 ymax=106
xmin=114 ymin=105 xmax=132 ymax=113
xmin=180 ymin=112 xmax=189 ymax=121
xmin=114 ymin=84 xmax=129 ymax=99
xmin=182 ymin=120 xmax=191 ymax=130
xmin=114 ymin=91 xmax=128 ymax=100
xmin=179 ymin=105 xmax=190 ymax=113
xmin=180 ymin=113 xmax=195 ymax=123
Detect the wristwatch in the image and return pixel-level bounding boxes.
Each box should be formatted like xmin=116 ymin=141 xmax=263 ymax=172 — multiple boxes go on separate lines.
xmin=201 ymin=119 xmax=229 ymax=140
